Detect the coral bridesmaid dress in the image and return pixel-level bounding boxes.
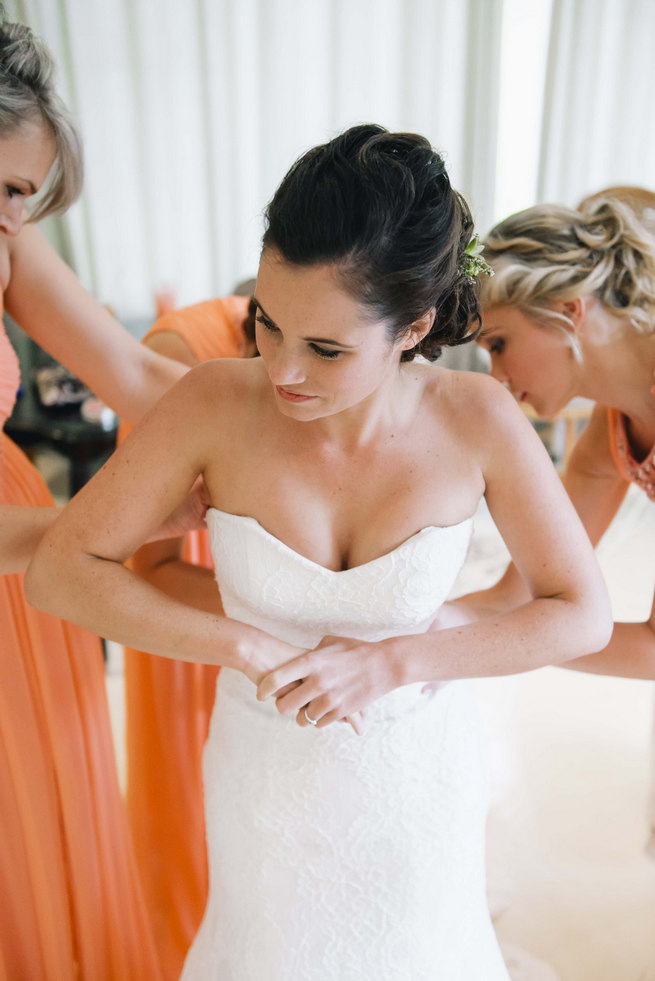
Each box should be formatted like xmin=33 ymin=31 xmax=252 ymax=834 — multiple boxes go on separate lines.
xmin=123 ymin=296 xmax=248 ymax=980
xmin=0 ymin=312 xmax=161 ymax=980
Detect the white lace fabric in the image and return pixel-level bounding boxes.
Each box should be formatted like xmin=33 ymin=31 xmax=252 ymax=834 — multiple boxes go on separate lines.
xmin=180 ymin=508 xmax=511 ymax=980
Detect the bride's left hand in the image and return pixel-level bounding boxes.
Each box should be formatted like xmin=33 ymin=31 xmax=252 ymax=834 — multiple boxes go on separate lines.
xmin=257 ymin=634 xmax=396 ymax=731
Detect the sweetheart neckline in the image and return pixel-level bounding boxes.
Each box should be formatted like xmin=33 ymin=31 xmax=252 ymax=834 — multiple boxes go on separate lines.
xmin=206 ymin=507 xmax=473 ymax=576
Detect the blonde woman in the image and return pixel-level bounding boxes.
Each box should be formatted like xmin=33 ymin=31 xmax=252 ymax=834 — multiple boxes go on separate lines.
xmin=442 ymin=188 xmax=655 ymax=704
xmin=470 ymin=190 xmax=655 ymax=864
xmin=464 ymin=196 xmax=655 ymax=681
xmin=0 ymin=17 xmax=192 ymax=979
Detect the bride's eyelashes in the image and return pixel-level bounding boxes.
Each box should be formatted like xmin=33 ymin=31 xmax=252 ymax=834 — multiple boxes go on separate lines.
xmin=255 ymin=312 xmax=278 ymax=334
xmin=309 ymin=344 xmax=342 ymax=360
xmin=255 ymin=314 xmax=343 ymax=360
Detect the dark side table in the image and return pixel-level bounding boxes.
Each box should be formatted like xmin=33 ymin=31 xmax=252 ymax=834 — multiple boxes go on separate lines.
xmin=6 ymin=382 xmax=118 ymax=496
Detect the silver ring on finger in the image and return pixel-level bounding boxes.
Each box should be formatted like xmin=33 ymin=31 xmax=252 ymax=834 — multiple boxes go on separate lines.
xmin=303 ymin=706 xmax=318 ymax=726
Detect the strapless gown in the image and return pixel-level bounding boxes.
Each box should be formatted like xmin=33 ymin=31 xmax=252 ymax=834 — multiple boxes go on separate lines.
xmin=180 ymin=508 xmax=510 ymax=980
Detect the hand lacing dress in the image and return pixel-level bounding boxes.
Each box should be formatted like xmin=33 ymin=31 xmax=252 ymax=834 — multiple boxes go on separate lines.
xmin=180 ymin=507 xmax=510 ymax=980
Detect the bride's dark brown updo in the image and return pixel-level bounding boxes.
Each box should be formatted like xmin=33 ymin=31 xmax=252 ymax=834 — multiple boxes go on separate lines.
xmin=262 ymin=124 xmax=481 ymax=361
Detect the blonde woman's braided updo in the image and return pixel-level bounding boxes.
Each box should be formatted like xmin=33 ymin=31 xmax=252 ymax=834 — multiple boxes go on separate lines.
xmin=480 ymin=200 xmax=655 ymax=335
xmin=0 ymin=14 xmax=83 ymax=218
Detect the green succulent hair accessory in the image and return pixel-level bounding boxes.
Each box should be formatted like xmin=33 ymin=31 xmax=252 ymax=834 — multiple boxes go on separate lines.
xmin=460 ymin=234 xmax=494 ymax=282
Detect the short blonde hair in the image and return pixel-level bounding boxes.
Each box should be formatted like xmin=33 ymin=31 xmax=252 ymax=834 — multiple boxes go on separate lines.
xmin=0 ymin=17 xmax=83 ymax=218
xmin=481 ymin=199 xmax=655 ymax=335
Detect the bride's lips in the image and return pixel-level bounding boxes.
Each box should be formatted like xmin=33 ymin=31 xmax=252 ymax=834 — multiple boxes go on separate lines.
xmin=275 ymin=386 xmax=316 ymax=403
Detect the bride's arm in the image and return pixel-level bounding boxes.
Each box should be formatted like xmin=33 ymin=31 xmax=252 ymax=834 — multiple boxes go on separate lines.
xmin=0 ymin=480 xmax=209 ymax=577
xmin=258 ymin=380 xmax=613 ymax=727
xmin=426 ymin=408 xmax=655 ymax=679
xmin=24 ymin=363 xmax=297 ymax=678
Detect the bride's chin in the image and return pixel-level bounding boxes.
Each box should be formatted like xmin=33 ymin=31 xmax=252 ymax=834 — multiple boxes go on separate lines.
xmin=276 ymin=401 xmax=327 ymax=421
xmin=536 ymin=397 xmax=569 ymax=420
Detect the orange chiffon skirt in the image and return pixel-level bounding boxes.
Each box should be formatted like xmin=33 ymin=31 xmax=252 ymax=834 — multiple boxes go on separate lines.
xmin=0 ymin=433 xmax=161 ymax=981
xmin=124 ymin=532 xmax=219 ymax=980
xmin=121 ymin=300 xmax=243 ymax=979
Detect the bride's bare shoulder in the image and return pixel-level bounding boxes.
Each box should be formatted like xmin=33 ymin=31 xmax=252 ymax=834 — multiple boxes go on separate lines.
xmin=179 ymin=357 xmax=269 ymax=405
xmin=148 ymin=358 xmax=270 ymax=450
xmin=418 ymin=360 xmax=498 ymax=405
xmin=420 ymin=362 xmax=531 ymax=442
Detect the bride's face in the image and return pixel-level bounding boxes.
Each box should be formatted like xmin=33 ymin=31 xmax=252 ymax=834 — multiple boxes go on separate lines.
xmin=254 ymin=249 xmax=408 ymax=420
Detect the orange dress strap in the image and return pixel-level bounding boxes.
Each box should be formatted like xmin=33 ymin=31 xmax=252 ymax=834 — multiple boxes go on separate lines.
xmin=123 ymin=297 xmax=246 ymax=980
xmin=607 ymin=406 xmax=655 ymax=501
xmin=0 ymin=313 xmax=162 ymax=979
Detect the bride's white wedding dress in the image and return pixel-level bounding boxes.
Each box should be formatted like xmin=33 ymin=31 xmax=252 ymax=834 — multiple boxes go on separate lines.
xmin=180 ymin=507 xmax=510 ymax=980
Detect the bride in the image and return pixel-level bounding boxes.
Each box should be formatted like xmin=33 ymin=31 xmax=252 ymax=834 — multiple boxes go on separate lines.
xmin=27 ymin=124 xmax=611 ymax=979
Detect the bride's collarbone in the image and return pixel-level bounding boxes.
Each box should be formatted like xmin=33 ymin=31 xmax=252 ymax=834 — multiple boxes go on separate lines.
xmin=218 ymin=444 xmax=480 ymax=525
xmin=251 ymin=481 xmax=469 ymax=557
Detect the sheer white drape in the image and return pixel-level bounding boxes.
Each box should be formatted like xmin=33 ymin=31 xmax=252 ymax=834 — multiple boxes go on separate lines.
xmin=538 ymin=0 xmax=655 ymax=206
xmin=8 ymin=1 xmax=655 ymax=317
xmin=8 ymin=0 xmax=502 ymax=321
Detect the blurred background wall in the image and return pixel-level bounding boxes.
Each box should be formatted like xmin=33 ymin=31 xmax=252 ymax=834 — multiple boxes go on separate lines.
xmin=7 ymin=0 xmax=655 ymax=322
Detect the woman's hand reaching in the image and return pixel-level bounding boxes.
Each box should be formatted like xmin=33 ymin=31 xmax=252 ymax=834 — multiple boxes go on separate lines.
xmin=147 ymin=475 xmax=210 ymax=542
xmin=256 ymin=634 xmax=398 ymax=735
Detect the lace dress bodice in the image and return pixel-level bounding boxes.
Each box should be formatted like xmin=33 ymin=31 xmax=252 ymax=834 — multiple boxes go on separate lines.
xmin=206 ymin=507 xmax=473 ymax=722
xmin=207 ymin=507 xmax=472 ymax=642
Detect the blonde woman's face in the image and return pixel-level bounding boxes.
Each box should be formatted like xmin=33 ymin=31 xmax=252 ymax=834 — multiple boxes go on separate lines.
xmin=0 ymin=119 xmax=56 ymax=237
xmin=478 ymin=304 xmax=581 ymax=417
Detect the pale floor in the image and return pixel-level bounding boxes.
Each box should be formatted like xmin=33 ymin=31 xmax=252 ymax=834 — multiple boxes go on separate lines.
xmin=460 ymin=488 xmax=655 ymax=981
xmin=62 ymin=436 xmax=653 ymax=981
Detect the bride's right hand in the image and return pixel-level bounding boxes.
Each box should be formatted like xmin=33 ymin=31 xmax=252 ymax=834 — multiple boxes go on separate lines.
xmin=147 ymin=475 xmax=209 ymax=542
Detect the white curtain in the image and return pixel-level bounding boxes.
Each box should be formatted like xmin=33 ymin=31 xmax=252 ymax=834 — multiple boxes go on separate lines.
xmin=538 ymin=0 xmax=655 ymax=206
xmin=7 ymin=0 xmax=502 ymax=322
xmin=8 ymin=1 xmax=655 ymax=316
xmin=8 ymin=0 xmax=502 ymax=319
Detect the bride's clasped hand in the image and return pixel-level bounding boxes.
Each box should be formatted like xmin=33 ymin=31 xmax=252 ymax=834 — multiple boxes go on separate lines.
xmin=238 ymin=632 xmax=366 ymax=733
xmin=258 ymin=633 xmax=397 ymax=732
